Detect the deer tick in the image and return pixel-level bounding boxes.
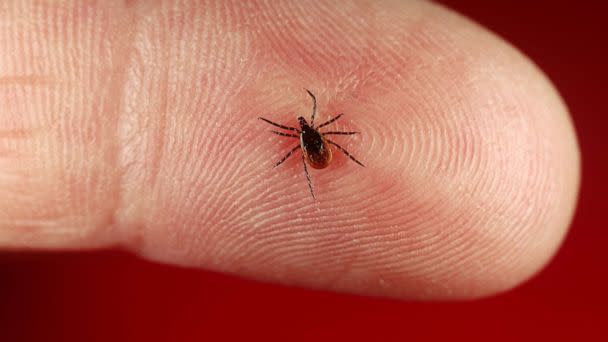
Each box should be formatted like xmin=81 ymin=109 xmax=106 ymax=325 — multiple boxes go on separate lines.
xmin=258 ymin=89 xmax=364 ymax=199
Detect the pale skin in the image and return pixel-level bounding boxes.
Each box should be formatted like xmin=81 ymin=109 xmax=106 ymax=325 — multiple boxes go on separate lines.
xmin=0 ymin=1 xmax=580 ymax=300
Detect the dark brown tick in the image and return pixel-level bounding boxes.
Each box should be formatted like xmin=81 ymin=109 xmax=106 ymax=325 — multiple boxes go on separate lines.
xmin=258 ymin=89 xmax=364 ymax=199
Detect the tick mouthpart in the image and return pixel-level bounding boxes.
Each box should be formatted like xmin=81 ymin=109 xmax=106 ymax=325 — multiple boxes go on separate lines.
xmin=298 ymin=116 xmax=308 ymax=127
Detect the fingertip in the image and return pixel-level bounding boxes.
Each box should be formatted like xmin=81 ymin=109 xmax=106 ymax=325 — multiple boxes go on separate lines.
xmin=0 ymin=0 xmax=580 ymax=301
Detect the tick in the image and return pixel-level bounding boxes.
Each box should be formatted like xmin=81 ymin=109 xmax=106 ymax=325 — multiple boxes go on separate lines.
xmin=258 ymin=89 xmax=365 ymax=199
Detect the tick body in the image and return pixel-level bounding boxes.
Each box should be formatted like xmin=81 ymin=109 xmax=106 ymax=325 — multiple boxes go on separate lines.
xmin=299 ymin=116 xmax=332 ymax=169
xmin=258 ymin=89 xmax=364 ymax=199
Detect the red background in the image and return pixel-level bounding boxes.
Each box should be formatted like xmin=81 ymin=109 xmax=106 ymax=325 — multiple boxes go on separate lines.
xmin=1 ymin=1 xmax=606 ymax=341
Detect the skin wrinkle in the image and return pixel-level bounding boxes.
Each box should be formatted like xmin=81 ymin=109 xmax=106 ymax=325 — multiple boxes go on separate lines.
xmin=94 ymin=10 xmax=138 ymax=246
xmin=142 ymin=14 xmax=170 ymax=210
xmin=0 ymin=3 xmax=59 ymax=241
xmin=0 ymin=2 xmax=133 ymax=247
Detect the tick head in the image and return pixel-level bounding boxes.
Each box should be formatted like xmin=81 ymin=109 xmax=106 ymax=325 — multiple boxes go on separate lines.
xmin=297 ymin=116 xmax=308 ymax=129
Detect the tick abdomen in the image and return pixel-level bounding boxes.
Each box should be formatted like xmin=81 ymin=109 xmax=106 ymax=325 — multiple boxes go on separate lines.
xmin=300 ymin=126 xmax=332 ymax=169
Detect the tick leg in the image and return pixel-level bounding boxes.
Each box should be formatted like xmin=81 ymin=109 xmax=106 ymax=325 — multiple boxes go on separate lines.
xmin=327 ymin=139 xmax=365 ymax=167
xmin=305 ymin=89 xmax=317 ymax=127
xmin=316 ymin=113 xmax=344 ymax=129
xmin=270 ymin=130 xmax=299 ymax=138
xmin=274 ymin=145 xmax=301 ymax=168
xmin=302 ymin=152 xmax=316 ymax=199
xmin=322 ymin=131 xmax=359 ymax=136
xmin=258 ymin=117 xmax=300 ymax=132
